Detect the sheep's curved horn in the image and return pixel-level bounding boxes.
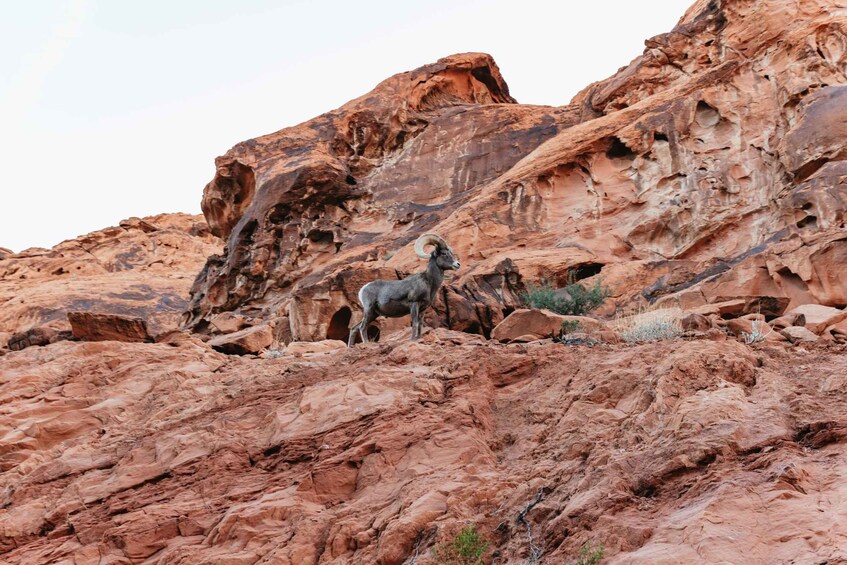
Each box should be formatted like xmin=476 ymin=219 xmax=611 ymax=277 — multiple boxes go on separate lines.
xmin=415 ymin=233 xmax=449 ymax=259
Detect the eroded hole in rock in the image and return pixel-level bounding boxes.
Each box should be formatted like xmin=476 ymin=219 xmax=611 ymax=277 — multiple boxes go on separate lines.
xmin=327 ymin=307 xmax=352 ymax=342
xmin=307 ymin=229 xmax=334 ymax=244
xmin=794 ymin=158 xmax=828 ymax=182
xmin=695 ymin=100 xmax=721 ymax=128
xmin=570 ymin=262 xmax=605 ymax=281
xmin=267 ymin=204 xmax=291 ymax=225
xmin=797 ymin=215 xmax=818 ymax=229
xmin=606 ymin=137 xmax=635 ymax=160
xmin=367 ymin=325 xmax=380 ymax=341
xmin=654 ymin=132 xmax=669 ymax=142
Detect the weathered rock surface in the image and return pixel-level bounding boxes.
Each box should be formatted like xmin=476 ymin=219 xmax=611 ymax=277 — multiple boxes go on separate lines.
xmin=491 ymin=309 xmax=604 ymax=342
xmin=68 ymin=311 xmax=151 ymax=343
xmin=6 ymin=326 xmax=68 ymax=351
xmin=2 ymin=333 xmax=847 ymax=563
xmin=284 ymin=339 xmax=347 ymax=355
xmin=784 ymin=303 xmax=847 ymax=334
xmin=207 ymin=324 xmax=273 ymax=355
xmin=780 ymin=325 xmax=821 ymax=343
xmin=4 ymin=0 xmax=847 ymax=563
xmin=0 ymin=213 xmax=221 ymax=337
xmin=184 ymin=0 xmax=847 ymax=346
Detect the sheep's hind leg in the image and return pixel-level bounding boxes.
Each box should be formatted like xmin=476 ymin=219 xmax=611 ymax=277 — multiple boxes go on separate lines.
xmin=410 ymin=303 xmax=421 ymax=340
xmin=347 ymin=321 xmax=361 ymax=347
xmin=359 ymin=308 xmax=378 ymax=344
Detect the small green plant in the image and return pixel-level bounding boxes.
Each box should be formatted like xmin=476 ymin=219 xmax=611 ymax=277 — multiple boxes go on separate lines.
xmin=575 ymin=541 xmax=604 ymax=565
xmin=561 ymin=320 xmax=584 ymax=334
xmin=521 ymin=276 xmax=610 ymax=316
xmin=433 ymin=524 xmax=489 ymax=565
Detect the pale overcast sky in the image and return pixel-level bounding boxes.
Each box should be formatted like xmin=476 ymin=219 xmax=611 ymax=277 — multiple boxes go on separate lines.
xmin=0 ymin=0 xmax=692 ymax=252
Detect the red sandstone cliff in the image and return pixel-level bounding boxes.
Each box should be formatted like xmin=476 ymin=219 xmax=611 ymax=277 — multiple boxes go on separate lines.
xmin=2 ymin=0 xmax=847 ymax=563
xmin=184 ymin=0 xmax=847 ymax=346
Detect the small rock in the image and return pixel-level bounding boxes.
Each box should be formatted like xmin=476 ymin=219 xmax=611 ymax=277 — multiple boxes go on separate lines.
xmin=770 ymin=312 xmax=806 ymax=329
xmin=726 ymin=318 xmax=754 ymax=337
xmin=68 ymin=312 xmax=151 ymax=343
xmin=208 ymin=325 xmax=273 ymax=355
xmin=681 ymin=312 xmax=712 ymax=332
xmin=8 ymin=326 xmax=58 ymax=351
xmin=209 ymin=312 xmax=253 ymax=334
xmin=780 ymin=326 xmax=819 ymax=344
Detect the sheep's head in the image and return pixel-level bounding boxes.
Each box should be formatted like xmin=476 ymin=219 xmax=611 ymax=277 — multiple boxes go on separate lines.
xmin=415 ymin=233 xmax=460 ymax=271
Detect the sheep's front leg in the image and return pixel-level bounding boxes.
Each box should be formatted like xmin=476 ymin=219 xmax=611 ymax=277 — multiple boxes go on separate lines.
xmin=410 ymin=302 xmax=420 ymax=340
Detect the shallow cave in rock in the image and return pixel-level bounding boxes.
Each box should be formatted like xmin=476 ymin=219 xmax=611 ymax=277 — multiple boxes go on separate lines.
xmin=327 ymin=307 xmax=352 ymax=342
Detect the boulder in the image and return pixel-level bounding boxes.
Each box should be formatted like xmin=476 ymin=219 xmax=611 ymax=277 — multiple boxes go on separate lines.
xmin=286 ymin=340 xmax=347 ymax=355
xmin=491 ymin=309 xmax=603 ymax=342
xmin=725 ymin=318 xmax=754 ymax=337
xmin=770 ymin=312 xmax=806 ymax=329
xmin=780 ymin=326 xmax=820 ymax=344
xmin=208 ymin=324 xmax=273 ymax=355
xmin=691 ymin=300 xmax=747 ymax=318
xmin=68 ymin=312 xmax=151 ymax=343
xmin=209 ymin=312 xmax=253 ymax=334
xmin=680 ymin=313 xmax=712 ymax=332
xmin=784 ymin=304 xmax=847 ymax=334
xmin=824 ymin=319 xmax=847 ymax=341
xmin=8 ymin=326 xmax=61 ymax=351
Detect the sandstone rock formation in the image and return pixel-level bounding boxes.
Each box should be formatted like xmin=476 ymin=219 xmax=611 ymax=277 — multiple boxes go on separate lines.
xmin=185 ymin=0 xmax=847 ymax=346
xmin=0 ymin=214 xmax=221 ymax=339
xmin=2 ymin=332 xmax=847 ymax=563
xmin=3 ymin=0 xmax=847 ymax=563
xmin=67 ymin=311 xmax=152 ymax=343
xmin=207 ymin=324 xmax=273 ymax=355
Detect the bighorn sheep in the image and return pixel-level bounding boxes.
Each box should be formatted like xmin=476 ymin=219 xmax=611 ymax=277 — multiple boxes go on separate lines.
xmin=348 ymin=234 xmax=460 ymax=346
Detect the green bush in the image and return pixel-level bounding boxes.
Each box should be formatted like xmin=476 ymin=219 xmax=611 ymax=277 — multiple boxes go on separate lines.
xmin=575 ymin=541 xmax=604 ymax=565
xmin=561 ymin=320 xmax=583 ymax=334
xmin=521 ymin=278 xmax=610 ymax=316
xmin=433 ymin=524 xmax=489 ymax=565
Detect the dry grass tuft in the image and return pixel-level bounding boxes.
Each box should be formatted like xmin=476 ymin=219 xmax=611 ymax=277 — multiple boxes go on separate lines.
xmin=613 ymin=307 xmax=683 ymax=343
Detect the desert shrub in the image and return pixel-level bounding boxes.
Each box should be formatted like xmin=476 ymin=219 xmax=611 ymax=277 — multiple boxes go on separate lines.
xmin=741 ymin=320 xmax=772 ymax=344
xmin=521 ymin=278 xmax=610 ymax=316
xmin=575 ymin=541 xmax=604 ymax=565
xmin=561 ymin=320 xmax=583 ymax=334
xmin=614 ymin=308 xmax=682 ymax=343
xmin=433 ymin=524 xmax=488 ymax=565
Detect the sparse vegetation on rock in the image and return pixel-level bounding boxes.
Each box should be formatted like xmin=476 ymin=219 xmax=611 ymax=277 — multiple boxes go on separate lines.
xmin=615 ymin=308 xmax=683 ymax=343
xmin=433 ymin=525 xmax=489 ymax=565
xmin=574 ymin=541 xmax=605 ymax=565
xmin=521 ymin=278 xmax=610 ymax=317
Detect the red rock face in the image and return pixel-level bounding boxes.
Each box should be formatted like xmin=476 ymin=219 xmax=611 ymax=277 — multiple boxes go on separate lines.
xmin=184 ymin=2 xmax=847 ymax=345
xmin=4 ymin=1 xmax=847 ymax=563
xmin=0 ymin=213 xmax=221 ymax=341
xmin=3 ymin=333 xmax=847 ymax=564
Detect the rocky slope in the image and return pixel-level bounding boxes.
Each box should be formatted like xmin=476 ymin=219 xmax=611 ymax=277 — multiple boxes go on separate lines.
xmin=0 ymin=213 xmax=221 ymax=345
xmin=185 ymin=0 xmax=847 ymax=344
xmin=3 ymin=0 xmax=847 ymax=563
xmin=2 ymin=332 xmax=847 ymax=564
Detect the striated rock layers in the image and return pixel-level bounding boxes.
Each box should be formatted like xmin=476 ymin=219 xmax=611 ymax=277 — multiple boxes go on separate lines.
xmin=2 ymin=333 xmax=847 ymax=563
xmin=186 ymin=0 xmax=847 ymax=345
